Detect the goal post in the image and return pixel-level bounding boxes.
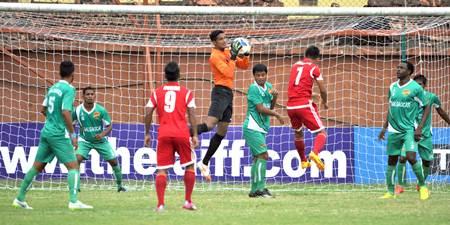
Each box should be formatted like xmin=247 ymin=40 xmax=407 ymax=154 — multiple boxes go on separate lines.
xmin=0 ymin=4 xmax=449 ymax=191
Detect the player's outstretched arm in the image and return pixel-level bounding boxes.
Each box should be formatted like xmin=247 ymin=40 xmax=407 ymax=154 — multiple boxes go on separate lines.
xmin=255 ymin=104 xmax=284 ymax=124
xmin=436 ymin=107 xmax=450 ymax=125
xmin=144 ymin=107 xmax=155 ymax=147
xmin=187 ymin=107 xmax=199 ymax=148
xmin=316 ymin=80 xmax=328 ymax=109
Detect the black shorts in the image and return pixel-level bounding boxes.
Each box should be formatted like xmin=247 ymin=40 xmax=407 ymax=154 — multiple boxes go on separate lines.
xmin=207 ymin=85 xmax=233 ymax=123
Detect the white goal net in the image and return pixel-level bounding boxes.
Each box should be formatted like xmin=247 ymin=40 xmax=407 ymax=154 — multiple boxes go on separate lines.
xmin=0 ymin=4 xmax=449 ymax=191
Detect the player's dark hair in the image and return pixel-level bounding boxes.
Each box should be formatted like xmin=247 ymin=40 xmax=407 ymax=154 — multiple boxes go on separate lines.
xmin=60 ymin=60 xmax=75 ymax=78
xmin=305 ymin=46 xmax=320 ymax=59
xmin=82 ymin=86 xmax=95 ymax=95
xmin=253 ymin=64 xmax=268 ymax=75
xmin=413 ymin=74 xmax=427 ymax=85
xmin=405 ymin=61 xmax=415 ymax=75
xmin=164 ymin=61 xmax=180 ymax=81
xmin=210 ymin=30 xmax=224 ymax=42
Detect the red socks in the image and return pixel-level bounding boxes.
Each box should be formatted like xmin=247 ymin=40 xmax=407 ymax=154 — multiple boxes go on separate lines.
xmin=184 ymin=169 xmax=195 ymax=203
xmin=313 ymin=133 xmax=327 ymax=154
xmin=155 ymin=174 xmax=167 ymax=207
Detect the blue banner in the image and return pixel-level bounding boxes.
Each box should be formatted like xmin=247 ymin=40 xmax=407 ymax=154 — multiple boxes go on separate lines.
xmin=354 ymin=127 xmax=450 ymax=184
xmin=0 ymin=123 xmax=354 ymax=183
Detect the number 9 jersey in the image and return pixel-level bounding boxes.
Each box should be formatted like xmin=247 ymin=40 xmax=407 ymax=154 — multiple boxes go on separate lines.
xmin=145 ymin=81 xmax=196 ymax=138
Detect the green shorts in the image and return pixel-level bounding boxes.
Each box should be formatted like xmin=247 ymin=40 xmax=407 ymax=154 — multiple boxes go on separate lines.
xmin=387 ymin=131 xmax=418 ymax=156
xmin=35 ymin=133 xmax=77 ymax=164
xmin=76 ymin=140 xmax=116 ymax=161
xmin=418 ymin=136 xmax=434 ymax=161
xmin=243 ymin=128 xmax=268 ymax=157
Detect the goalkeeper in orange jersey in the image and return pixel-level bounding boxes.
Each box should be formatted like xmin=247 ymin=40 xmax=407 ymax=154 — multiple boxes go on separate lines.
xmin=193 ymin=30 xmax=250 ymax=181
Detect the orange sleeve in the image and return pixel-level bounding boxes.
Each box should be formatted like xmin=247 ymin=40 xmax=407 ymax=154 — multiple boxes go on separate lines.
xmin=236 ymin=56 xmax=250 ymax=70
xmin=210 ymin=54 xmax=235 ymax=79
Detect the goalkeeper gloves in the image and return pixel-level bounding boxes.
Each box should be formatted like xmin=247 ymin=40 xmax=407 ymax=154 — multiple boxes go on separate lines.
xmin=230 ymin=41 xmax=242 ymax=60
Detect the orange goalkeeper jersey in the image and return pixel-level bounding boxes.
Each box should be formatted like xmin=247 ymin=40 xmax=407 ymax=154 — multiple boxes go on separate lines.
xmin=209 ymin=48 xmax=250 ymax=89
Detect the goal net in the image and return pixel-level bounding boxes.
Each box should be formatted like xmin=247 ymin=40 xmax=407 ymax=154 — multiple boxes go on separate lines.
xmin=0 ymin=4 xmax=449 ymax=191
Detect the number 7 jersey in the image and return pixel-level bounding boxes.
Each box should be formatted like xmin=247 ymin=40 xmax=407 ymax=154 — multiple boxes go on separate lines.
xmin=145 ymin=82 xmax=196 ymax=138
xmin=287 ymin=58 xmax=323 ymax=108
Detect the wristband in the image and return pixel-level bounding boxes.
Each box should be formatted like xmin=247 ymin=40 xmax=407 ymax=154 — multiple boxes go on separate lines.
xmin=70 ymin=133 xmax=77 ymax=139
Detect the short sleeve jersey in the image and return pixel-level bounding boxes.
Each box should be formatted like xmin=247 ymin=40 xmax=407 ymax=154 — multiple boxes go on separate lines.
xmin=287 ymin=58 xmax=323 ymax=107
xmin=388 ymin=80 xmax=426 ymax=133
xmin=145 ymin=82 xmax=196 ymax=138
xmin=41 ymin=80 xmax=76 ymax=137
xmin=243 ymin=82 xmax=273 ymax=133
xmin=72 ymin=103 xmax=111 ymax=143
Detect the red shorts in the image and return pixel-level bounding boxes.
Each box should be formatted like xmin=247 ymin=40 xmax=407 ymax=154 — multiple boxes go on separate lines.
xmin=157 ymin=136 xmax=194 ymax=169
xmin=287 ymin=103 xmax=325 ymax=133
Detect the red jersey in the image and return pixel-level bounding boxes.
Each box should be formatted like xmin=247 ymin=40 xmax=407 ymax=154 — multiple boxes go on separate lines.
xmin=145 ymin=82 xmax=196 ymax=138
xmin=287 ymin=58 xmax=323 ymax=108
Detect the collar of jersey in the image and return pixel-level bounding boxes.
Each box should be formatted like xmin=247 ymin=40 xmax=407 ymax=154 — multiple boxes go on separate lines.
xmin=396 ymin=79 xmax=412 ymax=89
xmin=254 ymin=81 xmax=267 ymax=92
xmin=165 ymin=81 xmax=179 ymax=85
xmin=82 ymin=102 xmax=96 ymax=114
xmin=59 ymin=80 xmax=70 ymax=84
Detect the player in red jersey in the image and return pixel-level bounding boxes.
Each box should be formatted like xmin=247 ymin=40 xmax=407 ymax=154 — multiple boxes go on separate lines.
xmin=144 ymin=62 xmax=199 ymax=212
xmin=287 ymin=46 xmax=328 ymax=171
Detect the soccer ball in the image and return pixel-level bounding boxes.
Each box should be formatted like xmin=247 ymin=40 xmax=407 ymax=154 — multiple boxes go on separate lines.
xmin=233 ymin=37 xmax=251 ymax=55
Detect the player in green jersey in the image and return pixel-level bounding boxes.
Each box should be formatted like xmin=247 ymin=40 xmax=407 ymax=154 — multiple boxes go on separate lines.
xmin=13 ymin=61 xmax=93 ymax=210
xmin=378 ymin=61 xmax=431 ymax=200
xmin=73 ymin=86 xmax=126 ymax=192
xmin=243 ymin=64 xmax=284 ymax=198
xmin=395 ymin=74 xmax=450 ymax=194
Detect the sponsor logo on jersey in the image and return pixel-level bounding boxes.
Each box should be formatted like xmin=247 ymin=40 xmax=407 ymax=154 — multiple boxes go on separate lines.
xmin=390 ymin=101 xmax=411 ymax=108
xmin=84 ymin=126 xmax=102 ymax=132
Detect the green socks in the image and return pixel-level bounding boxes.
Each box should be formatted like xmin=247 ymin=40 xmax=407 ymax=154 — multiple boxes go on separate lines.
xmin=112 ymin=165 xmax=123 ymax=188
xmin=255 ymin=159 xmax=267 ymax=191
xmin=68 ymin=169 xmax=80 ymax=203
xmin=412 ymin=162 xmax=425 ymax=187
xmin=250 ymin=162 xmax=257 ymax=193
xmin=17 ymin=167 xmax=39 ymax=201
xmin=386 ymin=165 xmax=396 ymax=194
xmin=397 ymin=162 xmax=406 ymax=186
xmin=423 ymin=165 xmax=430 ymax=181
xmin=250 ymin=159 xmax=267 ymax=193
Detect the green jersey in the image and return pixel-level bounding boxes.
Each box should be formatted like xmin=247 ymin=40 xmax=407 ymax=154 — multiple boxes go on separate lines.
xmin=243 ymin=81 xmax=273 ymax=133
xmin=417 ymin=91 xmax=441 ymax=138
xmin=387 ymin=80 xmax=426 ymax=133
xmin=72 ymin=103 xmax=111 ymax=143
xmin=42 ymin=80 xmax=76 ymax=137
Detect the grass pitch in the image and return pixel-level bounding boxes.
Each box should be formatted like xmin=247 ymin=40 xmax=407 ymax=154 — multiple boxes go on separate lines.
xmin=1 ymin=185 xmax=450 ymax=225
